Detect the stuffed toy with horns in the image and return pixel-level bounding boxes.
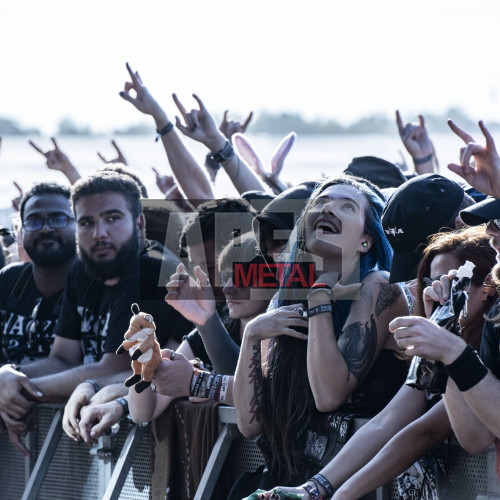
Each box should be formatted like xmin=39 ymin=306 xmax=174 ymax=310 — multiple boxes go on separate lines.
xmin=116 ymin=303 xmax=162 ymax=393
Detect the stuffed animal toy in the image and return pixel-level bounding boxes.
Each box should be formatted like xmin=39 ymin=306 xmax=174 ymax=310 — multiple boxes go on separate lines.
xmin=116 ymin=303 xmax=162 ymax=393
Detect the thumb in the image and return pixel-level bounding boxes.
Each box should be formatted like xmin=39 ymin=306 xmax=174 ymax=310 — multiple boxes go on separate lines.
xmin=19 ymin=378 xmax=43 ymax=400
xmin=194 ymin=266 xmax=209 ymax=286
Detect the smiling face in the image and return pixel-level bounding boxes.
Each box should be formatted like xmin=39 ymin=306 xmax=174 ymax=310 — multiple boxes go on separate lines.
xmin=75 ymin=191 xmax=141 ymax=281
xmin=22 ymin=192 xmax=76 ymax=267
xmin=304 ymin=184 xmax=371 ymax=262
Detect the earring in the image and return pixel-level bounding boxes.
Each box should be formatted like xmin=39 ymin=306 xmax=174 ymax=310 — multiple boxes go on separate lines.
xmin=362 ymin=241 xmax=368 ymax=248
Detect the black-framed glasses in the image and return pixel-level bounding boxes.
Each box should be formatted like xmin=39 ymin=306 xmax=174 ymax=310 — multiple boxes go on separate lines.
xmin=22 ymin=215 xmax=74 ymax=232
xmin=489 ymin=219 xmax=500 ymax=231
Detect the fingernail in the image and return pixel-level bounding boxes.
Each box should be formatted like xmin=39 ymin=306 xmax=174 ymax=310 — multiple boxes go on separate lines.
xmin=36 ymin=391 xmax=43 ymax=397
xmin=119 ymin=91 xmax=125 ymax=97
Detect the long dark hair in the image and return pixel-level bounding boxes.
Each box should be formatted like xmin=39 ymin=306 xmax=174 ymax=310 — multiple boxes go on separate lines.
xmin=260 ymin=175 xmax=391 ymax=481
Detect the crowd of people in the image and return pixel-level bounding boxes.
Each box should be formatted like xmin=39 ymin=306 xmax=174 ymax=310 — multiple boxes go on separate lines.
xmin=2 ymin=62 xmax=500 ymax=499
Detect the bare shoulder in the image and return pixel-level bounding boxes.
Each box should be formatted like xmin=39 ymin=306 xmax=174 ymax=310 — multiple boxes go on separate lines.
xmin=360 ymin=271 xmax=407 ymax=317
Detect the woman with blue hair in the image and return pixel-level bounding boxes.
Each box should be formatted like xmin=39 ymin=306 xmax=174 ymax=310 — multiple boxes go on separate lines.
xmin=232 ymin=175 xmax=409 ymax=498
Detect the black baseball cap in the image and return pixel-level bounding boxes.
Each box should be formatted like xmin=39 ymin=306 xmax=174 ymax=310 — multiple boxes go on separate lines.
xmin=460 ymin=196 xmax=500 ymax=226
xmin=381 ymin=174 xmax=465 ymax=283
xmin=344 ymin=156 xmax=407 ymax=190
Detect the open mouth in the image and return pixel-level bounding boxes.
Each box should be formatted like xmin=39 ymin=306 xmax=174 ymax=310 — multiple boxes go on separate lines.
xmin=314 ymin=218 xmax=340 ymax=234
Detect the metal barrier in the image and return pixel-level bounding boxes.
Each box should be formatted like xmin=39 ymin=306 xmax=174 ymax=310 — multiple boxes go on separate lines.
xmin=1 ymin=404 xmax=499 ymax=499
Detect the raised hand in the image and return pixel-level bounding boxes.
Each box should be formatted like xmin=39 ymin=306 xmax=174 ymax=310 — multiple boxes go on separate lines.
xmin=173 ymin=93 xmax=226 ymax=152
xmin=119 ymin=62 xmax=165 ymax=120
xmin=152 ymin=167 xmax=180 ymax=197
xmin=219 ymin=110 xmax=253 ymax=139
xmin=447 ymin=120 xmax=500 ymax=198
xmin=11 ymin=181 xmax=23 ymax=211
xmin=97 ymin=140 xmax=127 ymax=165
xmin=28 ymin=137 xmax=80 ymax=184
xmin=165 ymin=263 xmax=216 ymax=326
xmin=396 ymin=110 xmax=436 ymax=173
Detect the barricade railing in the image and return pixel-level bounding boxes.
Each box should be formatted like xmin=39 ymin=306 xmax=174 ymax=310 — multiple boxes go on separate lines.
xmin=1 ymin=403 xmax=498 ymax=499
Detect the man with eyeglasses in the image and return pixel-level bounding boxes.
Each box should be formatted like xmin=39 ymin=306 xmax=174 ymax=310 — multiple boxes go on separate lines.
xmin=0 ymin=172 xmax=191 ymax=456
xmin=0 ymin=182 xmax=76 ymax=366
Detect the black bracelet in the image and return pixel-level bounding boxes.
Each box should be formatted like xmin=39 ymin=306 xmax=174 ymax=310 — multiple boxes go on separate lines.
xmin=211 ymin=141 xmax=234 ymax=163
xmin=413 ymin=153 xmax=434 ymax=165
xmin=115 ymin=397 xmax=129 ymax=416
xmin=307 ymin=304 xmax=333 ymax=318
xmin=445 ymin=345 xmax=488 ymax=392
xmin=83 ymin=379 xmax=100 ymax=393
xmin=155 ymin=122 xmax=174 ymax=142
xmin=311 ymin=473 xmax=335 ymax=497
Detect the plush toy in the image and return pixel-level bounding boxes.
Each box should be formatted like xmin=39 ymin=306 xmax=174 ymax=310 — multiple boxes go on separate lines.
xmin=116 ymin=303 xmax=162 ymax=393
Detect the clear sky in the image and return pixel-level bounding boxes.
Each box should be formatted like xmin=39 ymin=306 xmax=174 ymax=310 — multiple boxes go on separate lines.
xmin=2 ymin=0 xmax=500 ymax=135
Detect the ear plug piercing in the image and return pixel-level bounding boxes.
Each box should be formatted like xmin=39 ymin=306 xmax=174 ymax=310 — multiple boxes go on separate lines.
xmin=362 ymin=241 xmax=368 ymax=247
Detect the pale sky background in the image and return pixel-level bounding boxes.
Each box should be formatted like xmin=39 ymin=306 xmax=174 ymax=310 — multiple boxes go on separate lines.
xmin=2 ymin=0 xmax=500 ymax=135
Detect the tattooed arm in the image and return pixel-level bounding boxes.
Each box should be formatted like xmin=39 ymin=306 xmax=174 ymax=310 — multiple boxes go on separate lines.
xmin=233 ymin=334 xmax=264 ymax=438
xmin=307 ymin=272 xmax=408 ymax=412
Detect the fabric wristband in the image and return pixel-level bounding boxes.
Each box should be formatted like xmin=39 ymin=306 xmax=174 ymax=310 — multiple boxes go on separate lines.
xmin=311 ymin=473 xmax=335 ymax=497
xmin=307 ymin=304 xmax=333 ymax=318
xmin=445 ymin=345 xmax=488 ymax=392
xmin=83 ymin=379 xmax=100 ymax=393
xmin=115 ymin=397 xmax=129 ymax=417
xmin=219 ymin=375 xmax=230 ymax=403
xmin=155 ymin=122 xmax=174 ymax=142
xmin=413 ymin=153 xmax=433 ymax=165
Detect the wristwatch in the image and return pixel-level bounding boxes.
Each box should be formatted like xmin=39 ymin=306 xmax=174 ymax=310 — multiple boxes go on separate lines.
xmin=211 ymin=141 xmax=234 ymax=163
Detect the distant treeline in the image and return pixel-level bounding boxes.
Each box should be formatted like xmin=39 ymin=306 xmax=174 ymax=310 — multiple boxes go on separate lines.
xmin=2 ymin=108 xmax=499 ymax=136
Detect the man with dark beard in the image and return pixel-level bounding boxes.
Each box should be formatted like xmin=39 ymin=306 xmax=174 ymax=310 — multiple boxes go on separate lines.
xmin=0 ymin=173 xmax=191 ymax=455
xmin=391 ymin=196 xmax=500 ymax=487
xmin=0 ymin=182 xmax=76 ymax=364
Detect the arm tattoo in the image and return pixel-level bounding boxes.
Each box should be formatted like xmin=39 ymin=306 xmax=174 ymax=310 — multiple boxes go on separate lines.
xmin=248 ymin=344 xmax=262 ymax=424
xmin=338 ymin=314 xmax=377 ymax=380
xmin=375 ymin=283 xmax=402 ymax=317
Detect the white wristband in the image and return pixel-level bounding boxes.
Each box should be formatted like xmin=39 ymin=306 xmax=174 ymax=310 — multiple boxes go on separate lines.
xmin=220 ymin=375 xmax=230 ymax=403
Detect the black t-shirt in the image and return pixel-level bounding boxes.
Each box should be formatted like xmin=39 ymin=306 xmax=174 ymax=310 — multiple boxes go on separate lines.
xmin=0 ymin=262 xmax=62 ymax=364
xmin=55 ymin=240 xmax=192 ymax=363
xmin=480 ymin=300 xmax=500 ymax=379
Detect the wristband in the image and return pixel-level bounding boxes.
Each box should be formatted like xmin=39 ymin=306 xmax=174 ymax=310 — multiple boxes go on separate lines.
xmin=219 ymin=375 xmax=229 ymax=403
xmin=307 ymin=304 xmax=333 ymax=318
xmin=211 ymin=141 xmax=234 ymax=163
xmin=155 ymin=122 xmax=174 ymax=142
xmin=311 ymin=473 xmax=335 ymax=497
xmin=308 ymin=286 xmax=334 ymax=301
xmin=115 ymin=397 xmax=129 ymax=417
xmin=445 ymin=345 xmax=488 ymax=392
xmin=83 ymin=379 xmax=100 ymax=393
xmin=413 ymin=153 xmax=433 ymax=165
